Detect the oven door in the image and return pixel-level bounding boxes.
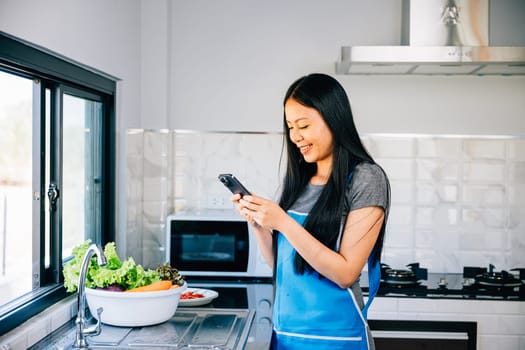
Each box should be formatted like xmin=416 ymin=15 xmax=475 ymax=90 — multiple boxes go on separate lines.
xmin=167 ymin=216 xmax=250 ymax=275
xmin=369 ymin=320 xmax=477 ymax=350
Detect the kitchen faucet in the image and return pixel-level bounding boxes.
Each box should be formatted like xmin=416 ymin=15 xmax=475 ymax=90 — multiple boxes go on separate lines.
xmin=72 ymin=243 xmax=107 ymax=349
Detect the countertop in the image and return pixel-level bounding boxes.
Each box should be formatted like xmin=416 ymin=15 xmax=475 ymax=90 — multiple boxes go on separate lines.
xmin=27 ymin=280 xmax=273 ymax=350
xmin=30 ymin=307 xmax=267 ymax=350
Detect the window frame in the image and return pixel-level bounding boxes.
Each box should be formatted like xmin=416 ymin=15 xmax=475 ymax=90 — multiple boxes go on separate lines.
xmin=0 ymin=31 xmax=117 ymax=335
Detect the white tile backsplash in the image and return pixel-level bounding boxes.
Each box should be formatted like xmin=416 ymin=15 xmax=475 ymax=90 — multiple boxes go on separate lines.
xmin=509 ymin=185 xmax=525 ymax=205
xmin=389 ymin=180 xmax=414 ymax=205
xmin=387 ymin=205 xmax=414 ymax=226
xmin=367 ymin=136 xmax=415 ymax=158
xmin=414 ymin=230 xmax=433 ymax=249
xmin=144 ymin=129 xmax=171 ymax=160
xmin=142 ymin=177 xmax=169 ymax=202
xmin=437 ymin=184 xmax=459 ymax=202
xmin=126 ymin=129 xmax=145 ymax=156
xmin=508 ymin=140 xmax=525 ymax=161
xmin=510 ymin=162 xmax=525 ymax=183
xmin=462 ymin=184 xmax=506 ymax=205
xmin=125 ymin=131 xmax=525 ymax=273
xmin=463 ymin=162 xmax=506 ymax=182
xmin=416 ymin=159 xmax=460 ymax=181
xmin=377 ymin=158 xmax=415 ymax=180
xmin=416 ymin=138 xmax=463 ymax=159
xmin=464 ymin=139 xmax=506 ymax=160
xmin=415 ymin=207 xmax=435 ymax=226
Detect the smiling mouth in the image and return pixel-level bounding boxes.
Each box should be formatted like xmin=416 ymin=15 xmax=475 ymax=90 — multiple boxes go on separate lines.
xmin=299 ymin=144 xmax=312 ymax=154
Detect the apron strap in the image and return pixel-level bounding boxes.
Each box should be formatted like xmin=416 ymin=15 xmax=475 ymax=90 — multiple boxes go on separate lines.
xmin=363 ymin=249 xmax=381 ymax=318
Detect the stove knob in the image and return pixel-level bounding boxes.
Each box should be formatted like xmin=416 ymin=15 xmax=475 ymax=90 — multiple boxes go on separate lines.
xmin=438 ymin=277 xmax=448 ymax=288
xmin=259 ymin=316 xmax=272 ymax=325
xmin=258 ymin=298 xmax=272 ymax=310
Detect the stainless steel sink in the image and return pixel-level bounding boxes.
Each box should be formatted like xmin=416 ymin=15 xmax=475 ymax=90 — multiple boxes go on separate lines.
xmin=30 ymin=308 xmax=255 ymax=350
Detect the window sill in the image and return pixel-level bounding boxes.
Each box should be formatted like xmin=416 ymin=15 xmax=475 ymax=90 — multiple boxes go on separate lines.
xmin=0 ymin=292 xmax=76 ymax=349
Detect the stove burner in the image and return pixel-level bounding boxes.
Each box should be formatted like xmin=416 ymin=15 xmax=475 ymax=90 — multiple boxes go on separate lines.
xmin=475 ymin=264 xmax=523 ymax=289
xmin=461 ymin=264 xmax=525 ymax=298
xmin=380 ymin=263 xmax=428 ymax=287
xmin=383 ymin=269 xmax=417 ymax=285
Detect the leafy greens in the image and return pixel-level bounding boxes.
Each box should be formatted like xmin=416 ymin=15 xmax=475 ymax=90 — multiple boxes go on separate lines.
xmin=63 ymin=240 xmax=161 ymax=293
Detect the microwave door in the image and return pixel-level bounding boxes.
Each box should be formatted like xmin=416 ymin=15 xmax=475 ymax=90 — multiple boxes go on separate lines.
xmin=181 ymin=234 xmax=235 ymax=262
xmin=169 ymin=219 xmax=249 ymax=274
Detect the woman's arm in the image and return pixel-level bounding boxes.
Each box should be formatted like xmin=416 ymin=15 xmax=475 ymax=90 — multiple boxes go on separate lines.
xmin=240 ymin=194 xmax=384 ymax=289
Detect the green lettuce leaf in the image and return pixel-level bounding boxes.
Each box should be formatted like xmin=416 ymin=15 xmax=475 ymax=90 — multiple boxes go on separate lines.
xmin=63 ymin=240 xmax=161 ymax=292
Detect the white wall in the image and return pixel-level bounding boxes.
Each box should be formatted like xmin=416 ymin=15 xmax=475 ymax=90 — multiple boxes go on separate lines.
xmin=2 ymin=0 xmax=524 ymax=133
xmin=140 ymin=0 xmax=170 ymax=129
xmin=166 ymin=0 xmax=401 ymax=132
xmin=164 ymin=0 xmax=525 ymax=134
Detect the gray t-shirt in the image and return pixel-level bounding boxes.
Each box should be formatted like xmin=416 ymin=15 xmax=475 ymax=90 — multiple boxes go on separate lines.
xmin=289 ymin=161 xmax=389 ymax=215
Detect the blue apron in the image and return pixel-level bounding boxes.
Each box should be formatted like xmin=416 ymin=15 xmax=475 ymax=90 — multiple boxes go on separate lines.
xmin=271 ymin=210 xmax=381 ymax=350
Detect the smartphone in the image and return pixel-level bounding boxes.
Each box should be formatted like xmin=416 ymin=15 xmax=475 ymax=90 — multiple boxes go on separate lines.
xmin=218 ymin=173 xmax=251 ymax=197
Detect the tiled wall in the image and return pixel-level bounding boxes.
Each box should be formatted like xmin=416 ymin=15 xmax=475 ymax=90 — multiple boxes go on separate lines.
xmin=126 ymin=130 xmax=525 ymax=273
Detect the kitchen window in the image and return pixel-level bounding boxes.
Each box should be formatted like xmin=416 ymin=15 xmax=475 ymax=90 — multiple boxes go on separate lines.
xmin=0 ymin=32 xmax=116 ymax=335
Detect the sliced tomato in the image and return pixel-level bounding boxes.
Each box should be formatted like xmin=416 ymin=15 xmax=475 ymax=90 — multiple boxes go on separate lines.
xmin=181 ymin=291 xmax=205 ymax=299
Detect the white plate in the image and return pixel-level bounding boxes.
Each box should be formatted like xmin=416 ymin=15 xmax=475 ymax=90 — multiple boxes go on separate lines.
xmin=179 ymin=288 xmax=219 ymax=306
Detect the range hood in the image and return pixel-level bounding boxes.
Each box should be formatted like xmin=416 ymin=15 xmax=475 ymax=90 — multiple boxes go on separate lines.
xmin=336 ymin=0 xmax=525 ymax=75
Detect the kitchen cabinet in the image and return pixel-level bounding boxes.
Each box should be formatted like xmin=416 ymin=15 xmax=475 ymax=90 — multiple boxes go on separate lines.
xmin=368 ymin=297 xmax=525 ymax=350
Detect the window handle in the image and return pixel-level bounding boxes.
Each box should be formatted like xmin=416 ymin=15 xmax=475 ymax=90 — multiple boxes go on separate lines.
xmin=47 ymin=183 xmax=60 ymax=211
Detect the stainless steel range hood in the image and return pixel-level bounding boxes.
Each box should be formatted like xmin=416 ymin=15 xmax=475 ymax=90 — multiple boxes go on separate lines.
xmin=336 ymin=0 xmax=525 ymax=75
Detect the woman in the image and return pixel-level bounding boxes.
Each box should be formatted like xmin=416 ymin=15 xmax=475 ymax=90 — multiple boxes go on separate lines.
xmin=232 ymin=73 xmax=390 ymax=350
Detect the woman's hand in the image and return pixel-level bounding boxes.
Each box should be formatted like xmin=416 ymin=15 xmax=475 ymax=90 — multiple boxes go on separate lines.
xmin=230 ymin=193 xmax=259 ymax=227
xmin=238 ymin=194 xmax=288 ymax=231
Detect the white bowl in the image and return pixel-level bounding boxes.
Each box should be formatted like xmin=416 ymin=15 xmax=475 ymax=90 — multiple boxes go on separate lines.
xmin=85 ymin=282 xmax=187 ymax=327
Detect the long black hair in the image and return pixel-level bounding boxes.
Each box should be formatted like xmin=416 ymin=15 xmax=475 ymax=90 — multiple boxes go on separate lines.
xmin=276 ymin=73 xmax=389 ymax=274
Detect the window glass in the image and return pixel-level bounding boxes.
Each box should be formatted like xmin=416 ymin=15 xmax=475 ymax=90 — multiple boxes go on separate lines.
xmin=62 ymin=94 xmax=102 ymax=257
xmin=45 ymin=88 xmax=51 ymax=268
xmin=0 ymin=71 xmax=33 ymax=305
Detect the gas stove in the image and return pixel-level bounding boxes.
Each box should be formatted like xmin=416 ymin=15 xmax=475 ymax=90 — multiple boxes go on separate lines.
xmin=370 ymin=263 xmax=525 ymax=300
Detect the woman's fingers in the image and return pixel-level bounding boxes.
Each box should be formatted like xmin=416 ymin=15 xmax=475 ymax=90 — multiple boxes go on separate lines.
xmin=239 ymin=195 xmax=263 ymax=209
xmin=239 ymin=198 xmax=252 ymax=211
xmin=230 ymin=193 xmax=242 ymax=202
xmin=230 ymin=193 xmax=264 ymax=227
xmin=238 ymin=194 xmax=284 ymax=230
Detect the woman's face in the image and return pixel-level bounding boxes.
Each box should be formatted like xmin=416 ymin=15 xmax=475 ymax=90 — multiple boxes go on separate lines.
xmin=285 ymin=98 xmax=333 ymax=167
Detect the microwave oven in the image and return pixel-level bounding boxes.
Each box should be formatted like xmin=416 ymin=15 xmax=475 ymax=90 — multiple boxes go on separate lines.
xmin=166 ymin=212 xmax=272 ymax=277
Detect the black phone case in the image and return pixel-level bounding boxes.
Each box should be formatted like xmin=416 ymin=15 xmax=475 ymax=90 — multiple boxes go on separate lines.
xmin=218 ymin=174 xmax=251 ymax=196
